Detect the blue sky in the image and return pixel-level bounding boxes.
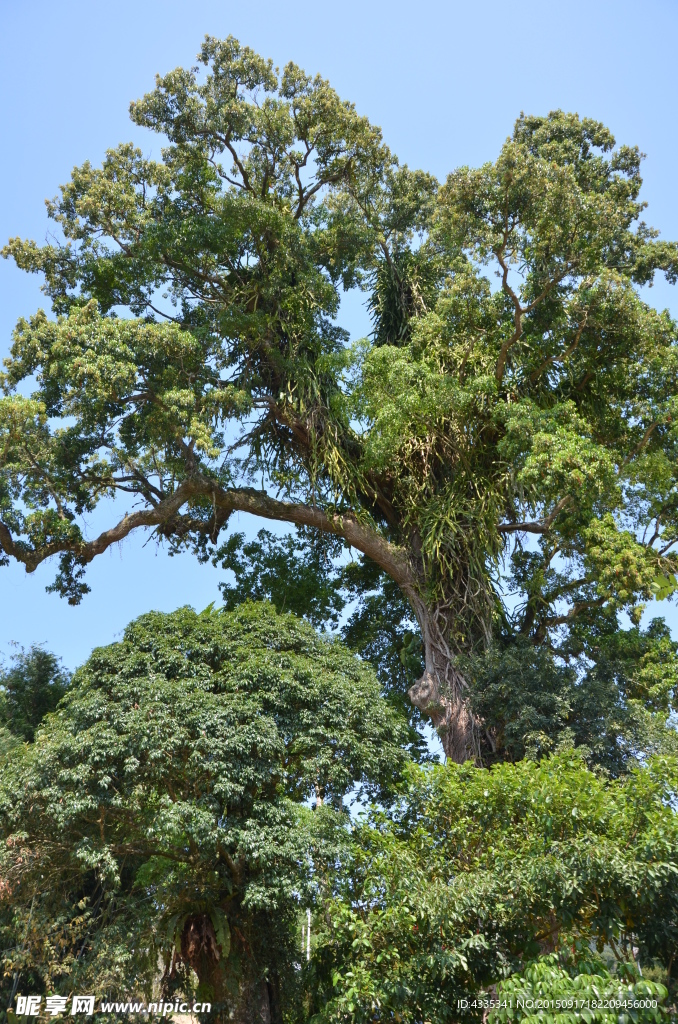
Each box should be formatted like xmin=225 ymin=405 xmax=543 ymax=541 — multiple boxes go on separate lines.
xmin=1 ymin=0 xmax=677 ymax=670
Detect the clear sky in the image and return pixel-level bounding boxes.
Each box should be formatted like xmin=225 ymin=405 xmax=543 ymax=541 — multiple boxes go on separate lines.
xmin=1 ymin=0 xmax=677 ymax=671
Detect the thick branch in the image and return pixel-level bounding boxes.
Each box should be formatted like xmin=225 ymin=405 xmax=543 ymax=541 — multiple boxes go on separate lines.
xmin=0 ymin=476 xmax=416 ymax=597
xmin=210 ymin=482 xmax=414 ymax=591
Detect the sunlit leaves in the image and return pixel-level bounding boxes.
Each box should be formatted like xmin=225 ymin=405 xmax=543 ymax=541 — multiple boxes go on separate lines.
xmin=311 ymin=752 xmax=678 ymax=1022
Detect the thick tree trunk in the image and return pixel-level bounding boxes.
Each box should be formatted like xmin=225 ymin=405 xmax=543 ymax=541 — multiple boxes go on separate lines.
xmin=231 ymin=979 xmax=274 ymax=1024
xmin=178 ymin=913 xmax=280 ymax=1024
xmin=407 ymin=598 xmax=480 ymax=764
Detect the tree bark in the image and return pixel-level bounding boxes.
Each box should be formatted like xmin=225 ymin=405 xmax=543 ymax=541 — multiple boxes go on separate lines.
xmin=407 ymin=597 xmax=479 ymax=764
xmin=179 ymin=911 xmax=278 ymax=1024
xmin=0 ymin=477 xmax=415 ymax=593
xmin=231 ymin=979 xmax=273 ymax=1024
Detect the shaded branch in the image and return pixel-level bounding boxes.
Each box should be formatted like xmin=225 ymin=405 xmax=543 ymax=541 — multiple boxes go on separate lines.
xmin=622 ymin=420 xmax=660 ymax=467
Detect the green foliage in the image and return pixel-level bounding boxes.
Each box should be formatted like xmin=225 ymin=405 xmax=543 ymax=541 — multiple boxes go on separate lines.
xmin=0 ymin=724 xmax=18 ymax=756
xmin=218 ymin=529 xmax=345 ymax=628
xmin=466 ymin=619 xmax=678 ymax=771
xmin=0 ymin=602 xmax=408 ymax=1018
xmin=491 ymin=958 xmax=668 ymax=1024
xmin=215 ymin=528 xmax=428 ymax=754
xmin=308 ymin=752 xmax=678 ymax=1022
xmin=2 ymin=46 xmax=678 ymax=1017
xmin=1 ymin=38 xmax=678 ymax=756
xmin=0 ymin=645 xmax=70 ymax=741
xmin=465 ymin=639 xmax=577 ymax=762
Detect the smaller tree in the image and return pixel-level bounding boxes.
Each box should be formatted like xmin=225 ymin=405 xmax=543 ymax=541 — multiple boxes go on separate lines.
xmin=0 ymin=645 xmax=70 ymax=742
xmin=0 ymin=602 xmax=408 ymax=1022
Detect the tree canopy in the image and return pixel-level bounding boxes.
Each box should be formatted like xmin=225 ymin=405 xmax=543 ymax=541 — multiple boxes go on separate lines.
xmin=0 ymin=601 xmax=408 ymax=1021
xmin=2 ymin=35 xmax=678 ymax=761
xmin=4 ymin=612 xmax=676 ymax=1021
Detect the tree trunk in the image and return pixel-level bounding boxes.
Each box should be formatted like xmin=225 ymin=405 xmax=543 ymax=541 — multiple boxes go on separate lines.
xmin=178 ymin=913 xmax=279 ymax=1024
xmin=407 ymin=598 xmax=480 ymax=764
xmin=232 ymin=979 xmax=273 ymax=1024
xmin=190 ymin=956 xmax=276 ymax=1024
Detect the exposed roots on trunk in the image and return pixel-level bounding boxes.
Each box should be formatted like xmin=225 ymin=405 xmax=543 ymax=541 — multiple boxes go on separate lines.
xmin=409 ymin=667 xmax=477 ymax=763
xmin=407 ymin=596 xmax=482 ymax=764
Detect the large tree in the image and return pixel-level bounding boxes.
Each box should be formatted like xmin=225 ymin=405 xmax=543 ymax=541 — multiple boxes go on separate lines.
xmin=2 ymin=36 xmax=678 ymax=760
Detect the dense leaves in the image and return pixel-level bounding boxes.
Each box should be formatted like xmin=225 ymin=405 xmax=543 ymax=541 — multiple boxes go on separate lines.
xmin=0 ymin=602 xmax=408 ymax=1020
xmin=490 ymin=958 xmax=668 ymax=1024
xmin=466 ymin=620 xmax=678 ymax=770
xmin=308 ymin=752 xmax=678 ymax=1023
xmin=218 ymin=529 xmax=346 ymax=629
xmin=0 ymin=645 xmax=70 ymax=743
xmin=2 ymin=609 xmax=677 ymax=1021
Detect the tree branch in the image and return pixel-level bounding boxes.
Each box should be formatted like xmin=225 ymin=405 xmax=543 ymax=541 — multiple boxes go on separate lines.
xmin=0 ymin=476 xmax=417 ymax=597
xmin=494 ymin=245 xmax=569 ymax=385
xmin=494 ymin=248 xmax=523 ymax=384
xmin=622 ymin=420 xmax=660 ymax=467
xmin=498 ymin=496 xmax=572 ymax=535
xmin=542 ymin=598 xmax=604 ymax=627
